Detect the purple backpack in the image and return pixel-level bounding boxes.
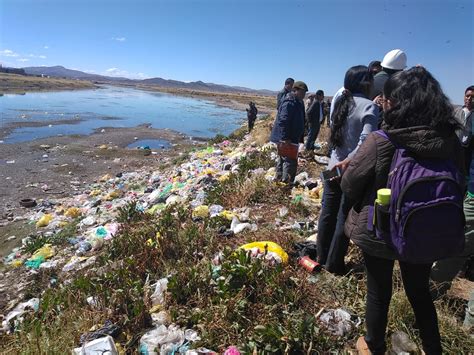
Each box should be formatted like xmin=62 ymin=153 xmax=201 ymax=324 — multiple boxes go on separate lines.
xmin=375 ymin=130 xmax=465 ymax=263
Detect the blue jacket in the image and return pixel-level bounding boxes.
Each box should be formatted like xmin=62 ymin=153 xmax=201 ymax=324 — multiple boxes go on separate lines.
xmin=270 ymin=93 xmax=305 ymax=144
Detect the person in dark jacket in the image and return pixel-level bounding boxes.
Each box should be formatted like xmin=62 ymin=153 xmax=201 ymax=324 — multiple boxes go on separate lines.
xmin=342 ymin=67 xmax=462 ymax=355
xmin=246 ymin=101 xmax=258 ymax=132
xmin=305 ymin=90 xmax=324 ymax=151
xmin=431 ymin=85 xmax=474 ymax=298
xmin=276 ymin=78 xmax=294 ymax=110
xmin=370 ymin=49 xmax=407 ymax=100
xmin=270 ymin=81 xmax=308 ymax=183
xmin=316 ymin=66 xmax=378 ymax=275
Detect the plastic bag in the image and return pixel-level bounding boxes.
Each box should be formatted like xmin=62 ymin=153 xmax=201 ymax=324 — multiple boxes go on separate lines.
xmin=239 ymin=241 xmax=288 ymax=264
xmin=36 ymin=214 xmax=53 ymax=227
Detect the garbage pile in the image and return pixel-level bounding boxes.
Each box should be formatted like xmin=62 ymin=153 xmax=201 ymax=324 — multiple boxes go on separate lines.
xmin=1 ymin=134 xmax=325 ymax=352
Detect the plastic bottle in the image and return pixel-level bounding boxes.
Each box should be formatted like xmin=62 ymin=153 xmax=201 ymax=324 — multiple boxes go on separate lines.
xmin=391 ymin=330 xmax=417 ymax=354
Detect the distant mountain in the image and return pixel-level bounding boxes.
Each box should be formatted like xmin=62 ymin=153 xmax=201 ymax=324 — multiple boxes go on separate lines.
xmin=22 ymin=66 xmax=276 ymax=96
xmin=23 ymin=66 xmax=131 ymax=82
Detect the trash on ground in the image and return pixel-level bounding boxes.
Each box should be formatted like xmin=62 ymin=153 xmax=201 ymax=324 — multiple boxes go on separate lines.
xmin=319 ymin=308 xmax=361 ymax=336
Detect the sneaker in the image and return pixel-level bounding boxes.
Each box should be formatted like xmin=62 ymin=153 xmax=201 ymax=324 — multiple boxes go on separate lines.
xmin=356 ymin=337 xmax=370 ymax=355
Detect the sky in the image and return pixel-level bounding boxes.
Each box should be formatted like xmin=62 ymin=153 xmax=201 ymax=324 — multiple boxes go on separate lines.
xmin=0 ymin=0 xmax=472 ymax=103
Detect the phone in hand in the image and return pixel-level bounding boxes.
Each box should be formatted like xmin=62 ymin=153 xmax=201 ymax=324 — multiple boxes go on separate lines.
xmin=321 ymin=167 xmax=341 ymax=181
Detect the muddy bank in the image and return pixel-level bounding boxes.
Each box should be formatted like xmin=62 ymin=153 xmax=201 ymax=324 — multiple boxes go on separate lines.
xmin=0 ymin=124 xmax=204 ymax=254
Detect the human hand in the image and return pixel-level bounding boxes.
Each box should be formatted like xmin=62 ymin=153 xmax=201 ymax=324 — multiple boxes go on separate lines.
xmin=333 ymin=158 xmax=350 ymax=175
xmin=373 ymin=95 xmax=383 ymax=107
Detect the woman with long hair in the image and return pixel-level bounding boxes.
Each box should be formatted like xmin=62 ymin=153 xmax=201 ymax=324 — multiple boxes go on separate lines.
xmin=342 ymin=67 xmax=463 ymax=354
xmin=316 ymin=65 xmax=379 ymax=275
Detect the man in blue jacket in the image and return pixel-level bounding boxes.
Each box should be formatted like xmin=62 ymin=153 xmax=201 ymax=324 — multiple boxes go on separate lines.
xmin=270 ymin=81 xmax=308 ymax=183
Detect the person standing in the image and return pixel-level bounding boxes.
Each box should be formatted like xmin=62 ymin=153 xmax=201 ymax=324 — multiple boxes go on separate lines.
xmin=430 ymin=85 xmax=474 ymax=298
xmin=277 ymin=78 xmax=294 ymax=110
xmin=316 ymin=66 xmax=378 ymax=275
xmin=270 ymin=81 xmax=308 ymax=183
xmin=453 ymin=85 xmax=474 ymax=173
xmin=305 ymin=90 xmax=324 ymax=151
xmin=342 ymin=67 xmax=463 ymax=355
xmin=246 ymin=101 xmax=258 ymax=132
xmin=370 ymin=49 xmax=407 ymax=100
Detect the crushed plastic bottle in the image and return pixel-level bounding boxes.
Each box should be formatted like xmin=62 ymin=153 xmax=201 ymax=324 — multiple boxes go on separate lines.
xmin=390 ymin=330 xmax=417 ymax=354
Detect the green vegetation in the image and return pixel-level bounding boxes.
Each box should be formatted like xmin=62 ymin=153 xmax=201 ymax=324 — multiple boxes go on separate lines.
xmin=1 ymin=122 xmax=472 ymax=354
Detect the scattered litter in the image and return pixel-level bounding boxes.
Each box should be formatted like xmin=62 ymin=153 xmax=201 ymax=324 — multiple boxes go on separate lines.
xmin=314 ymin=155 xmax=330 ymax=165
xmin=2 ymin=298 xmax=40 ymax=333
xmin=391 ymin=330 xmax=418 ymax=354
xmin=73 ymin=335 xmax=118 ymax=355
xmin=319 ymin=309 xmax=361 ymax=336
xmin=79 ymin=320 xmax=121 ymax=345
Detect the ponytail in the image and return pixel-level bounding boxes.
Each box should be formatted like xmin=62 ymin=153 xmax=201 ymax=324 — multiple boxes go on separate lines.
xmin=330 ymin=89 xmax=354 ymax=148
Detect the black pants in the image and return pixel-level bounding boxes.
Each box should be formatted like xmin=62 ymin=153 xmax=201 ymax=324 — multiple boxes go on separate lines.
xmin=363 ymin=252 xmax=442 ymax=355
xmin=316 ymin=180 xmax=351 ymax=274
xmin=248 ymin=118 xmax=256 ymax=132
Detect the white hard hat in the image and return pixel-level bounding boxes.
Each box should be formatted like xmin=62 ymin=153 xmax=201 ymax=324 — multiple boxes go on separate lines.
xmin=381 ymin=49 xmax=407 ymax=70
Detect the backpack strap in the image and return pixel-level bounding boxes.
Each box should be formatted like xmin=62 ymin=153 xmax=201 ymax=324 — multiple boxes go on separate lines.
xmin=374 ymin=129 xmax=389 ymax=140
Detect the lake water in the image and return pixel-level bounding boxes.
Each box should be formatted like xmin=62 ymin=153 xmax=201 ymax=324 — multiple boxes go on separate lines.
xmin=0 ymin=86 xmax=245 ymax=143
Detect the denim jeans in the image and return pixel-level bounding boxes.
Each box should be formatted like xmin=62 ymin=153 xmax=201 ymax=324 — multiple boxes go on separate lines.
xmin=431 ymin=194 xmax=474 ymax=298
xmin=305 ymin=121 xmax=321 ymax=151
xmin=316 ymin=179 xmax=351 ymax=274
xmin=364 ymin=252 xmax=442 ymax=355
xmin=275 ymin=155 xmax=297 ymax=183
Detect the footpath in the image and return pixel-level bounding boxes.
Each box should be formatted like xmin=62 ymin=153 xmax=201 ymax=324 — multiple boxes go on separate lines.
xmin=0 ymin=117 xmax=472 ymax=354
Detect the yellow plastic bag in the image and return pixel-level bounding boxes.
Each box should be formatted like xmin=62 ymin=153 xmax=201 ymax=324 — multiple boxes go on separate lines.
xmin=36 ymin=214 xmax=53 ymax=227
xmin=89 ymin=189 xmax=101 ymax=197
xmin=30 ymin=243 xmax=55 ymax=260
xmin=220 ymin=210 xmax=235 ymax=220
xmin=192 ymin=205 xmax=209 ymax=219
xmin=65 ymin=207 xmax=82 ymax=218
xmin=239 ymin=241 xmax=289 ymax=264
xmin=103 ymin=190 xmax=122 ymax=201
xmin=100 ymin=174 xmax=112 ymax=182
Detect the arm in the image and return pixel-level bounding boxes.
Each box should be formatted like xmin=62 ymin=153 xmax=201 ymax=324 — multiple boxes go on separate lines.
xmin=278 ymin=100 xmax=294 ymax=142
xmin=347 ymin=103 xmax=379 ymax=160
xmin=341 ymin=133 xmax=378 ymax=202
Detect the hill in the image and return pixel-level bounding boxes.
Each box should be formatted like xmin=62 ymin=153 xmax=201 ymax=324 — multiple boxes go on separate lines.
xmin=23 ymin=65 xmax=276 ymax=96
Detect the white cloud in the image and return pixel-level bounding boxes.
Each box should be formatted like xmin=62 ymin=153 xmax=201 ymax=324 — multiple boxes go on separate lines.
xmin=0 ymin=49 xmax=19 ymax=57
xmin=27 ymin=54 xmax=47 ymax=59
xmin=17 ymin=58 xmax=29 ymax=62
xmin=105 ymin=67 xmax=149 ymax=79
xmin=112 ymin=37 xmax=126 ymax=42
xmin=43 ymin=46 xmax=49 ymax=49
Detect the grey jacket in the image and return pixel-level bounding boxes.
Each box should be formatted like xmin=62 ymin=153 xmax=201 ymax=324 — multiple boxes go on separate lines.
xmin=328 ymin=94 xmax=379 ymax=169
xmin=454 ymin=106 xmax=473 ymax=147
xmin=370 ymin=71 xmax=390 ymax=100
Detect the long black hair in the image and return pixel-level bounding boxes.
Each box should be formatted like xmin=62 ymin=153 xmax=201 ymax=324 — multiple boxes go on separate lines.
xmin=383 ymin=67 xmax=457 ymax=132
xmin=330 ymin=65 xmax=373 ymax=148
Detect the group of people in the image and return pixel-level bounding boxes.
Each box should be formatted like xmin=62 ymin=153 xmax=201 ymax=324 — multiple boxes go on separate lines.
xmin=270 ymin=48 xmax=474 ymax=355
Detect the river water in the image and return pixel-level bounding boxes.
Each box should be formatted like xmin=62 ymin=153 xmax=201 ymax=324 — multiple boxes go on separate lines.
xmin=0 ymin=86 xmax=245 ymax=143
